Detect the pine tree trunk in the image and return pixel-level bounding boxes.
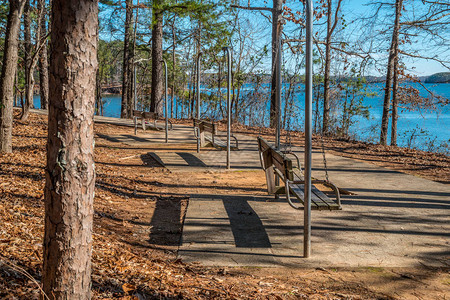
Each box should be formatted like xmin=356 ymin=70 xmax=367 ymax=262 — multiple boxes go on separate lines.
xmin=43 ymin=1 xmax=98 ymax=298
xmin=127 ymin=7 xmax=138 ymax=117
xmin=390 ymin=55 xmax=399 ymax=146
xmin=150 ymin=3 xmax=164 ymax=115
xmin=21 ymin=0 xmax=33 ymax=121
xmin=322 ymin=0 xmax=342 ymax=135
xmin=127 ymin=59 xmax=134 ymax=115
xmin=322 ymin=0 xmax=333 ymax=135
xmin=38 ymin=0 xmax=49 ymax=110
xmin=380 ymin=0 xmax=403 ymax=145
xmin=171 ymin=16 xmax=176 ymax=119
xmin=269 ymin=0 xmax=283 ymax=128
xmin=0 ymin=0 xmax=26 ymax=153
xmin=121 ymin=0 xmax=132 ymax=118
xmin=96 ymin=69 xmax=103 ymax=116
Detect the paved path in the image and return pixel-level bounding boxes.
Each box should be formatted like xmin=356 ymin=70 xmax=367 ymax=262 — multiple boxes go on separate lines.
xmin=179 ymin=160 xmax=449 ymax=268
xmin=31 ymin=109 xmax=450 ymax=267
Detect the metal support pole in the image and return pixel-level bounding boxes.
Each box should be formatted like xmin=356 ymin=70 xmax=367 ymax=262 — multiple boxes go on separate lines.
xmin=163 ymin=59 xmax=169 ymax=143
xmin=275 ymin=38 xmax=282 ymax=199
xmin=196 ymin=52 xmax=202 ymax=120
xmin=275 ymin=39 xmax=282 ymax=150
xmin=304 ymin=0 xmax=314 ymax=258
xmin=134 ymin=65 xmax=137 ymax=111
xmin=223 ymin=47 xmax=232 ymax=169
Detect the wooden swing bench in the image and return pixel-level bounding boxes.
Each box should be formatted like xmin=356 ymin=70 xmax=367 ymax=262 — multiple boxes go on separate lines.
xmin=133 ymin=110 xmax=173 ymax=135
xmin=257 ymin=137 xmax=341 ymax=211
xmin=193 ymin=118 xmax=239 ymax=151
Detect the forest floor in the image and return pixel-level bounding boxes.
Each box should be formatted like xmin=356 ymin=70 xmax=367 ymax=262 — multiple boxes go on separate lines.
xmin=0 ymin=112 xmax=449 ymax=299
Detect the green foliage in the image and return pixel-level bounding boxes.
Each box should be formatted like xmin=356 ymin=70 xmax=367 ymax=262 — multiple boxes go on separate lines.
xmin=98 ymin=39 xmax=124 ymax=84
xmin=336 ymin=67 xmax=374 ymax=137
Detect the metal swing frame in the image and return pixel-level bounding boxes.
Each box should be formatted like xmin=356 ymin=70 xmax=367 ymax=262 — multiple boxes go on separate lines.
xmin=192 ymin=49 xmax=238 ymax=168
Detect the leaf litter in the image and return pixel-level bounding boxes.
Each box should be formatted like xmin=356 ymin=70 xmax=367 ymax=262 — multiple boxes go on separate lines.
xmin=1 ymin=112 xmax=448 ymax=299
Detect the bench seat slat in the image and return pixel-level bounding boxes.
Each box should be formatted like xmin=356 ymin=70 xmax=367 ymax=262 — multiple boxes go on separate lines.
xmin=289 ymin=184 xmax=340 ymax=210
xmin=289 ymin=184 xmax=327 ymax=210
xmin=295 ymin=184 xmax=330 ymax=209
xmin=311 ymin=185 xmax=339 ymax=208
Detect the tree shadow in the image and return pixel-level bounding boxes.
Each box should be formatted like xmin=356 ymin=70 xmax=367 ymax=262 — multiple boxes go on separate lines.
xmin=147 ymin=197 xmax=184 ymax=246
xmin=222 ymin=196 xmax=271 ymax=248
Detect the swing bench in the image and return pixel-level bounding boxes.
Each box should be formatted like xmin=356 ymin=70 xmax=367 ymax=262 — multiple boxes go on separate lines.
xmin=257 ymin=137 xmax=341 ymax=211
xmin=133 ymin=110 xmax=173 ymax=135
xmin=193 ymin=118 xmax=239 ymax=151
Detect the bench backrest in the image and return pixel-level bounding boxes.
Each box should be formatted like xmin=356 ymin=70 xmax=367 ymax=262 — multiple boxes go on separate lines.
xmin=143 ymin=112 xmax=157 ymax=119
xmin=257 ymin=137 xmax=294 ymax=181
xmin=133 ymin=110 xmax=143 ymax=118
xmin=133 ymin=110 xmax=158 ymax=120
xmin=193 ymin=118 xmax=217 ymax=134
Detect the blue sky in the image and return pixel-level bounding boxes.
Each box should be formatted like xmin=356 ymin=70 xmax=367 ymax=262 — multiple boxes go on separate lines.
xmin=237 ymin=0 xmax=449 ymax=76
xmin=99 ymin=0 xmax=449 ymax=76
xmin=340 ymin=0 xmax=449 ymax=76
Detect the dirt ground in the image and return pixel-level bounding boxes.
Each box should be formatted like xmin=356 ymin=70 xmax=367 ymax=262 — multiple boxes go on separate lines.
xmin=0 ymin=112 xmax=449 ymax=299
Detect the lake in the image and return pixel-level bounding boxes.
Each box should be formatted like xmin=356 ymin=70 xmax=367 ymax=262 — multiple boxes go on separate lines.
xmin=32 ymin=82 xmax=449 ymax=153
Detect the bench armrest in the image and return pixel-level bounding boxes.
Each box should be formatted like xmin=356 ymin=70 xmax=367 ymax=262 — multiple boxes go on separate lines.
xmin=282 ymin=151 xmax=301 ymax=170
xmin=230 ymin=134 xmax=239 ymax=149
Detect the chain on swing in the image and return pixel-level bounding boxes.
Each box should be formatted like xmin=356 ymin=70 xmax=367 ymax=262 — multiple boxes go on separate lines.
xmin=282 ymin=45 xmax=332 ymax=184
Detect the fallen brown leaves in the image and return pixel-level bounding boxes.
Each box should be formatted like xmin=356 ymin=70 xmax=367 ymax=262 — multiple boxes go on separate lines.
xmin=0 ymin=112 xmax=390 ymax=299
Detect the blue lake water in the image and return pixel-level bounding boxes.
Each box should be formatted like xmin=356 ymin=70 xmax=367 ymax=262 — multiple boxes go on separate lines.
xmin=32 ymin=82 xmax=449 ymax=153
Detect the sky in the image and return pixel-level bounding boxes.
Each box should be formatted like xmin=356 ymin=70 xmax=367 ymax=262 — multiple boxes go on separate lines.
xmin=249 ymin=0 xmax=449 ymax=76
xmin=99 ymin=0 xmax=449 ymax=77
xmin=340 ymin=0 xmax=449 ymax=76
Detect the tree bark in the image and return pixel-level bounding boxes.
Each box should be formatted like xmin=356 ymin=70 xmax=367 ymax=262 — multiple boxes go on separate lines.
xmin=96 ymin=68 xmax=104 ymax=116
xmin=171 ymin=17 xmax=176 ymax=119
xmin=380 ymin=0 xmax=403 ymax=145
xmin=121 ymin=0 xmax=132 ymax=118
xmin=127 ymin=3 xmax=138 ymax=117
xmin=38 ymin=0 xmax=49 ymax=110
xmin=21 ymin=0 xmax=33 ymax=121
xmin=43 ymin=0 xmax=98 ymax=298
xmin=322 ymin=0 xmax=332 ymax=134
xmin=150 ymin=2 xmax=164 ymax=115
xmin=0 ymin=0 xmax=26 ymax=153
xmin=269 ymin=0 xmax=283 ymax=128
xmin=390 ymin=55 xmax=399 ymax=146
xmin=322 ymin=0 xmax=342 ymax=135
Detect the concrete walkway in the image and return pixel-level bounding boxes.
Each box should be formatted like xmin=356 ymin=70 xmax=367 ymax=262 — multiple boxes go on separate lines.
xmin=179 ymin=157 xmax=449 ymax=267
xmin=30 ymin=109 xmax=450 ymax=267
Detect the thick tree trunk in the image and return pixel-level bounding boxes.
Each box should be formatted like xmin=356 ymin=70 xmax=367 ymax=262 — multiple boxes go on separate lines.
xmin=0 ymin=0 xmax=26 ymax=153
xmin=43 ymin=0 xmax=98 ymax=298
xmin=380 ymin=0 xmax=403 ymax=145
xmin=121 ymin=0 xmax=132 ymax=118
xmin=269 ymin=0 xmax=283 ymax=128
xmin=150 ymin=4 xmax=164 ymax=115
xmin=38 ymin=0 xmax=49 ymax=110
